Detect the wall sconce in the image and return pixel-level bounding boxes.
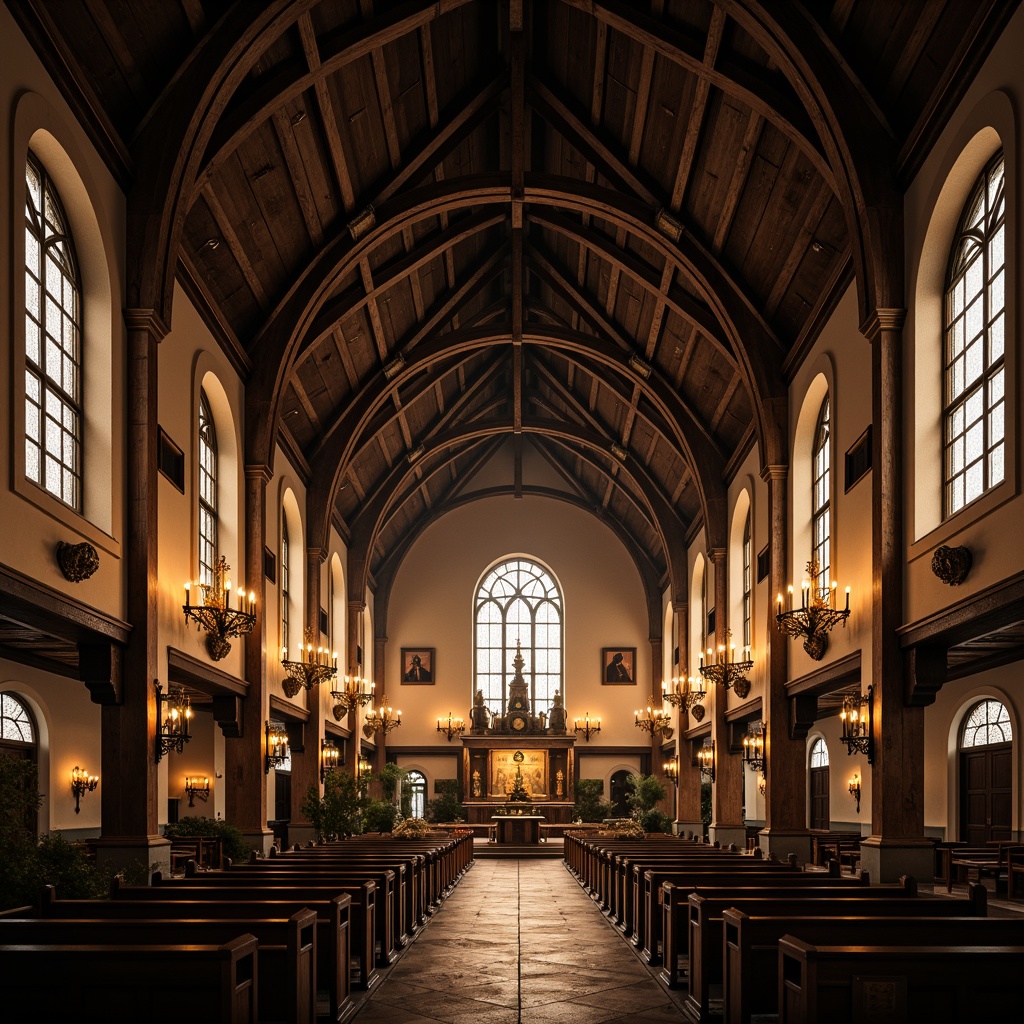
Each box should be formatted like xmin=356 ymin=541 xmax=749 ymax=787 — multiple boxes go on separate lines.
xmin=741 ymin=721 xmax=766 ymax=775
xmin=362 ymin=695 xmax=401 ymax=737
xmin=574 ymin=711 xmax=602 ymax=741
xmin=662 ymin=675 xmax=707 ymax=721
xmin=70 ymin=766 xmax=98 ymax=814
xmin=282 ymin=627 xmax=337 ymax=696
xmin=437 ymin=711 xmax=465 ymax=742
xmin=182 ymin=555 xmax=256 ymax=661
xmin=776 ymin=556 xmax=850 ymax=661
xmin=697 ymin=739 xmax=715 ymax=783
xmin=840 ymin=685 xmax=873 ymax=764
xmin=265 ymin=720 xmax=289 ymax=774
xmin=663 ymin=757 xmax=679 ymax=788
xmin=184 ymin=775 xmax=210 ymax=807
xmin=330 ymin=673 xmax=375 ymax=720
xmin=635 ymin=698 xmax=673 ymax=736
xmin=698 ymin=629 xmax=753 ymax=698
xmin=156 ymin=681 xmax=192 ymax=761
xmin=320 ymin=738 xmax=340 ymax=782
xmin=849 ymin=772 xmax=862 ymax=814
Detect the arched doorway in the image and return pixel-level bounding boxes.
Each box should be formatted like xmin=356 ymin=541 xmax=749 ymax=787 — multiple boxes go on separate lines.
xmin=0 ymin=693 xmax=39 ymax=834
xmin=959 ymin=699 xmax=1012 ymax=844
xmin=809 ymin=737 xmax=830 ymax=831
xmin=609 ymin=769 xmax=630 ymax=818
xmin=406 ymin=770 xmax=426 ymax=819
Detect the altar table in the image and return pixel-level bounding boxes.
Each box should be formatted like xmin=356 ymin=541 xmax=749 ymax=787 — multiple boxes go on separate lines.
xmin=491 ymin=815 xmax=545 ymax=844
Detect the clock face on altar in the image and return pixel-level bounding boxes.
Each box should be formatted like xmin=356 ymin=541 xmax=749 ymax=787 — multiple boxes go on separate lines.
xmin=511 ymin=715 xmax=527 ymax=731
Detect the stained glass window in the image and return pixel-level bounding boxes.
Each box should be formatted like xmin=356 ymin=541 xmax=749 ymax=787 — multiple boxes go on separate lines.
xmin=198 ymin=391 xmax=217 ymax=588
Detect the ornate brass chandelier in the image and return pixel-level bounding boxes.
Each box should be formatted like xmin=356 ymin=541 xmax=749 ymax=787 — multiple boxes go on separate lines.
xmin=574 ymin=711 xmax=602 ymax=741
xmin=776 ymin=557 xmax=850 ymax=660
xmin=436 ymin=711 xmax=465 ymax=742
xmin=634 ymin=697 xmax=672 ymax=736
xmin=363 ymin=694 xmax=402 ymax=737
xmin=840 ymin=685 xmax=873 ymax=764
xmin=155 ymin=681 xmax=192 ymax=761
xmin=662 ymin=674 xmax=707 ymax=721
xmin=182 ymin=555 xmax=256 ymax=661
xmin=281 ymin=627 xmax=337 ymax=696
xmin=698 ymin=629 xmax=753 ymax=698
xmin=330 ymin=673 xmax=375 ymax=720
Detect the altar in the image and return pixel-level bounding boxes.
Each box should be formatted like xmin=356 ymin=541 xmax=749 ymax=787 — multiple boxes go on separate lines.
xmin=491 ymin=815 xmax=545 ymax=844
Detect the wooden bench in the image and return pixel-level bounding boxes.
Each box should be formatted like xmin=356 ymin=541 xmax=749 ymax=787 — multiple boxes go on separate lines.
xmin=778 ymin=936 xmax=1024 ymax=1023
xmin=79 ymin=882 xmax=366 ymax=1015
xmin=724 ymin=903 xmax=1020 ymax=1024
xmin=681 ymin=882 xmax=986 ymax=1018
xmin=0 ymin=935 xmax=257 ymax=1023
xmin=0 ymin=909 xmax=316 ymax=1024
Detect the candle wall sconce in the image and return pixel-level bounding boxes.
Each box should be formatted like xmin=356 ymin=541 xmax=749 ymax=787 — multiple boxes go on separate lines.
xmin=71 ymin=766 xmax=98 ymax=814
xmin=184 ymin=775 xmax=210 ymax=806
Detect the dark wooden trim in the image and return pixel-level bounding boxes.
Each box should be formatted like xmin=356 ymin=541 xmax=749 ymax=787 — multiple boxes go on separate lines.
xmin=166 ymin=646 xmax=247 ymax=698
xmin=269 ymin=693 xmax=310 ymax=722
xmin=785 ymin=650 xmax=862 ymax=698
xmin=724 ymin=697 xmax=763 ymax=723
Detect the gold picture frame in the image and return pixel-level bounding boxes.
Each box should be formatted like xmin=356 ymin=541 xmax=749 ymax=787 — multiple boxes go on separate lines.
xmin=488 ymin=748 xmax=548 ymax=798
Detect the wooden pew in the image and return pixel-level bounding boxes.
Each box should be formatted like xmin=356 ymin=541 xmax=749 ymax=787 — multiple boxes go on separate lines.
xmin=682 ymin=882 xmax=987 ymax=1019
xmin=724 ymin=904 xmax=1022 ymax=1024
xmin=778 ymin=936 xmax=1024 ymax=1023
xmin=0 ymin=909 xmax=316 ymax=1024
xmin=0 ymin=934 xmax=257 ymax=1023
xmin=60 ymin=883 xmax=365 ymax=1017
xmin=637 ymin=863 xmax=854 ymax=966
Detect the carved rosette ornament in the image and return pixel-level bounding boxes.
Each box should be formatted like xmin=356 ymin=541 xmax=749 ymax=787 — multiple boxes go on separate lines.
xmin=931 ymin=544 xmax=972 ymax=586
xmin=56 ymin=541 xmax=100 ymax=583
xmin=689 ymin=704 xmax=706 ymax=723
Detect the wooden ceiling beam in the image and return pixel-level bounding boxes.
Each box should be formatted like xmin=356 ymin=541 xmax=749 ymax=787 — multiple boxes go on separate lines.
xmin=711 ymin=110 xmax=762 ymax=254
xmin=270 ymin=107 xmax=325 ymax=248
xmin=201 ymin=183 xmax=271 ymax=310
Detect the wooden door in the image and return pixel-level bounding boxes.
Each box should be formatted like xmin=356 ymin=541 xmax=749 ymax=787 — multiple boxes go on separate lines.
xmin=809 ymin=765 xmax=830 ymax=830
xmin=960 ymin=743 xmax=1012 ymax=843
xmin=610 ymin=770 xmax=630 ymax=817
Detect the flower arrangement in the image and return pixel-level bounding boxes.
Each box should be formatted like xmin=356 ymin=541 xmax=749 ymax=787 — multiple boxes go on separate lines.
xmin=611 ymin=818 xmax=646 ymax=839
xmin=393 ymin=817 xmax=434 ymax=839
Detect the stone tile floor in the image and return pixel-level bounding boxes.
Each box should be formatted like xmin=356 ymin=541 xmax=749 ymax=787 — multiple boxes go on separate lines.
xmin=351 ymin=858 xmax=688 ymax=1023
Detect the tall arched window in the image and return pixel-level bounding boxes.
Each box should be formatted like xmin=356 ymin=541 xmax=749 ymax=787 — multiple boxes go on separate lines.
xmin=812 ymin=395 xmax=831 ymax=588
xmin=944 ymin=152 xmax=1005 ymax=517
xmin=281 ymin=519 xmax=290 ymax=655
xmin=24 ymin=152 xmax=82 ymax=511
xmin=198 ymin=390 xmax=217 ymax=588
xmin=742 ymin=513 xmax=752 ymax=651
xmin=406 ymin=770 xmax=427 ymax=819
xmin=474 ymin=559 xmax=562 ymax=719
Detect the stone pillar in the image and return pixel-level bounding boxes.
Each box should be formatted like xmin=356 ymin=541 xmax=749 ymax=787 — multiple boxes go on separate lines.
xmin=224 ymin=466 xmax=273 ymax=856
xmin=348 ymin=599 xmax=371 ymax=778
xmin=96 ymin=310 xmax=170 ymax=878
xmin=758 ymin=465 xmax=811 ymax=865
xmin=708 ymin=547 xmax=745 ymax=849
xmin=672 ymin=601 xmax=703 ymax=837
xmin=859 ymin=309 xmax=931 ymax=883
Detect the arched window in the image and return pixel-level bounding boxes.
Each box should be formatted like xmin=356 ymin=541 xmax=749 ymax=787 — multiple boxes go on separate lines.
xmin=406 ymin=770 xmax=427 ymax=819
xmin=281 ymin=519 xmax=290 ymax=655
xmin=944 ymin=153 xmax=1005 ymax=517
xmin=24 ymin=151 xmax=82 ymax=511
xmin=810 ymin=737 xmax=830 ymax=767
xmin=474 ymin=559 xmax=562 ymax=719
xmin=0 ymin=693 xmax=36 ymax=746
xmin=198 ymin=390 xmax=217 ymax=588
xmin=811 ymin=395 xmax=831 ymax=588
xmin=742 ymin=513 xmax=752 ymax=651
xmin=961 ymin=699 xmax=1012 ymax=748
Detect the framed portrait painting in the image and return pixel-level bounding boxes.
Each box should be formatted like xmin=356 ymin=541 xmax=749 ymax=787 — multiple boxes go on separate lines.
xmin=602 ymin=647 xmax=636 ymax=684
xmin=401 ymin=647 xmax=434 ymax=684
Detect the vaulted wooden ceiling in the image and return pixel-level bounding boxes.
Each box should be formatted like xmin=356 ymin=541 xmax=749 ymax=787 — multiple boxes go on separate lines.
xmin=11 ymin=0 xmax=1016 ymax=605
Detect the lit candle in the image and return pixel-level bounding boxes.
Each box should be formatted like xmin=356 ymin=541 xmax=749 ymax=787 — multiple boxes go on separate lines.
xmin=184 ymin=581 xmax=191 ymax=608
xmin=845 ymin=586 xmax=851 ymax=612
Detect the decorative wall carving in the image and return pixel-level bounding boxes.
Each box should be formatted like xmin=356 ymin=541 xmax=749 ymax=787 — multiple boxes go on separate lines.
xmin=56 ymin=540 xmax=100 ymax=583
xmin=931 ymin=544 xmax=972 ymax=586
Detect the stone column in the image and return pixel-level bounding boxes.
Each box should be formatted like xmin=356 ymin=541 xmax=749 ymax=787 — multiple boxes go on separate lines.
xmin=224 ymin=465 xmax=273 ymax=856
xmin=757 ymin=464 xmax=811 ymax=864
xmin=708 ymin=547 xmax=745 ymax=849
xmin=859 ymin=309 xmax=931 ymax=883
xmin=96 ymin=310 xmax=170 ymax=878
xmin=672 ymin=600 xmax=703 ymax=838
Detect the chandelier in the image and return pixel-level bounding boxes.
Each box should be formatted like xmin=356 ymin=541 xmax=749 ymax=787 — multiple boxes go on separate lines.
xmin=155 ymin=681 xmax=192 ymax=761
xmin=634 ymin=698 xmax=672 ymax=736
xmin=574 ymin=711 xmax=602 ymax=741
xmin=281 ymin=627 xmax=337 ymax=696
xmin=265 ymin=720 xmax=289 ymax=774
xmin=662 ymin=674 xmax=707 ymax=721
xmin=741 ymin=721 xmax=766 ymax=775
xmin=663 ymin=756 xmax=679 ymax=788
xmin=437 ymin=711 xmax=465 ymax=742
xmin=697 ymin=739 xmax=715 ymax=783
xmin=840 ymin=685 xmax=873 ymax=764
xmin=320 ymin=738 xmax=340 ymax=782
xmin=183 ymin=555 xmax=256 ymax=661
xmin=330 ymin=673 xmax=375 ymax=720
xmin=363 ymin=694 xmax=402 ymax=737
xmin=698 ymin=630 xmax=753 ymax=698
xmin=776 ymin=557 xmax=850 ymax=661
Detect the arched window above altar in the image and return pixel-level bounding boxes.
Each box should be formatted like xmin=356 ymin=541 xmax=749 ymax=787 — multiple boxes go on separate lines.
xmin=474 ymin=558 xmax=563 ymax=722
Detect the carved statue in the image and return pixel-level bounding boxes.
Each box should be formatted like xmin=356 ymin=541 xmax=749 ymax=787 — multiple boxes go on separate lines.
xmin=470 ymin=689 xmax=490 ymax=732
xmin=555 ymin=769 xmax=564 ymax=798
xmin=471 ymin=769 xmax=482 ymax=798
xmin=547 ymin=689 xmax=567 ymax=734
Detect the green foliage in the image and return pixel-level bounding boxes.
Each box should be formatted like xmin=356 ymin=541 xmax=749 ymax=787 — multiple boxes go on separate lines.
xmin=572 ymin=778 xmax=615 ymax=822
xmin=377 ymin=761 xmax=407 ymax=802
xmin=164 ymin=815 xmax=249 ymax=866
xmin=302 ymin=769 xmax=365 ymax=841
xmin=625 ymin=772 xmax=667 ymax=817
xmin=400 ymin=776 xmax=413 ymax=819
xmin=362 ymin=798 xmax=399 ymax=833
xmin=426 ymin=778 xmax=464 ymax=823
xmin=506 ymin=766 xmax=530 ymax=803
xmin=637 ymin=808 xmax=674 ymax=834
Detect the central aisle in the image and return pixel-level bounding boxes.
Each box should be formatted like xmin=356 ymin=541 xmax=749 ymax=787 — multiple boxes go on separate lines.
xmin=353 ymin=858 xmax=685 ymax=1023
